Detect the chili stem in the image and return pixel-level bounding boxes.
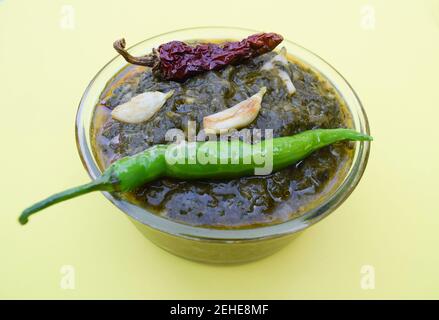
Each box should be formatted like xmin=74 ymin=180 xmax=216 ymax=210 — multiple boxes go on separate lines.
xmin=113 ymin=38 xmax=158 ymax=67
xmin=19 ymin=178 xmax=112 ymax=225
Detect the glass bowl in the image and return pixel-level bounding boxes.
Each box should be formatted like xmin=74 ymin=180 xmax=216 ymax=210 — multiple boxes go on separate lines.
xmin=76 ymin=26 xmax=370 ymax=264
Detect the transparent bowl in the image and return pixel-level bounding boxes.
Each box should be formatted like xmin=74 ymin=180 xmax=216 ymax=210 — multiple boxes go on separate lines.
xmin=76 ymin=27 xmax=370 ymax=264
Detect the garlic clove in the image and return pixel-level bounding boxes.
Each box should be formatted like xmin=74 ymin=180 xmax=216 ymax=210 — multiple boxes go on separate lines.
xmin=278 ymin=70 xmax=296 ymax=95
xmin=261 ymin=47 xmax=296 ymax=95
xmin=261 ymin=47 xmax=289 ymax=70
xmin=111 ymin=90 xmax=174 ymax=124
xmin=203 ymin=87 xmax=266 ymax=133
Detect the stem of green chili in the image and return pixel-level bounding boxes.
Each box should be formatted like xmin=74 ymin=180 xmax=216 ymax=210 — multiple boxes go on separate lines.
xmin=19 ymin=176 xmax=113 ymax=225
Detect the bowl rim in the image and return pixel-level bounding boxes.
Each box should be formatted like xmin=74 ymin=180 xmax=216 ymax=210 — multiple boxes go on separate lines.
xmin=76 ymin=26 xmax=370 ymax=241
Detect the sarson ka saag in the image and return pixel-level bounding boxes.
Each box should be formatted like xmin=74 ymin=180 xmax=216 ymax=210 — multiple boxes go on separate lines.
xmin=19 ymin=33 xmax=372 ymax=227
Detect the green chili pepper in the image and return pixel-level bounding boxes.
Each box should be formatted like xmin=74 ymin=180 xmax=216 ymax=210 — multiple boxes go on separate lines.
xmin=19 ymin=128 xmax=372 ymax=225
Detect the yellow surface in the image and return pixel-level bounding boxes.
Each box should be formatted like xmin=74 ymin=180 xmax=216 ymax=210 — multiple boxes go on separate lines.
xmin=1 ymin=0 xmax=438 ymax=299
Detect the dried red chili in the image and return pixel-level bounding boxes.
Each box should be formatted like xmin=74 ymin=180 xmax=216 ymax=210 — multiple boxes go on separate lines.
xmin=113 ymin=32 xmax=283 ymax=82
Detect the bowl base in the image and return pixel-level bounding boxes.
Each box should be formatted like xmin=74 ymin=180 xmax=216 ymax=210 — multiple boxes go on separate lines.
xmin=130 ymin=217 xmax=301 ymax=264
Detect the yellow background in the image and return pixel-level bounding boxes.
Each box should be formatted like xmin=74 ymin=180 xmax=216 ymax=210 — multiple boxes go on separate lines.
xmin=1 ymin=0 xmax=438 ymax=299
